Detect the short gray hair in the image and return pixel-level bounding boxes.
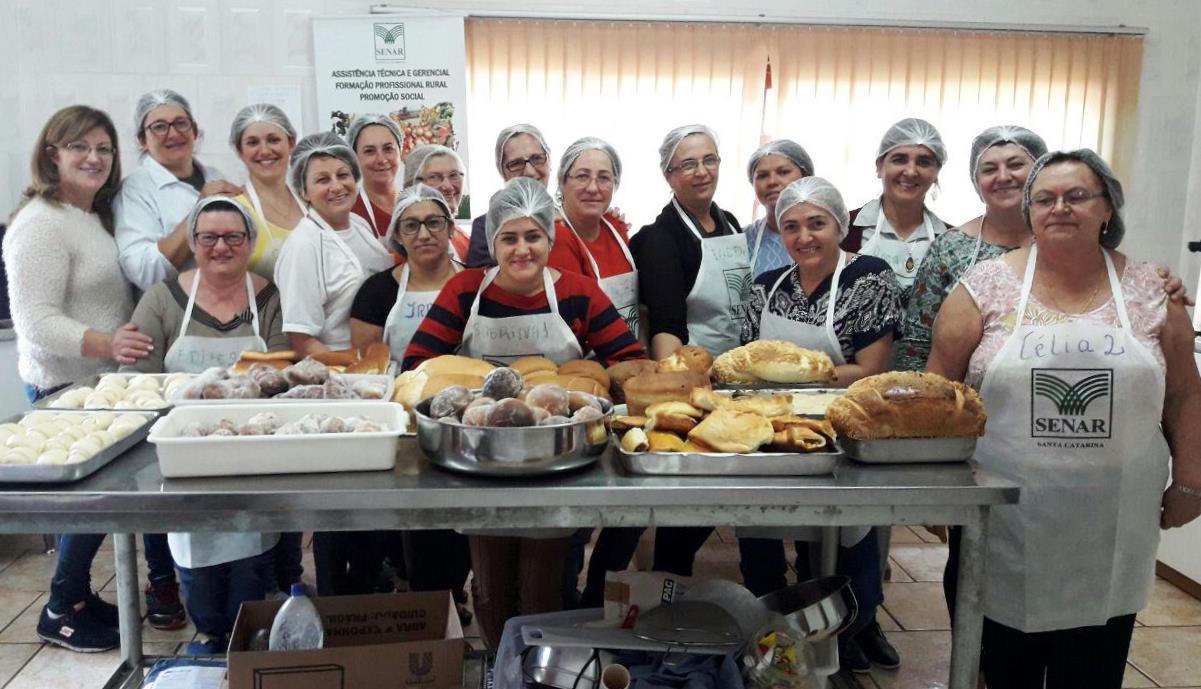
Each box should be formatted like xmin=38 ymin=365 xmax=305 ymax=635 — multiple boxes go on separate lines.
xmin=658 ymin=124 xmax=718 ymax=173
xmin=1022 ymin=149 xmax=1125 ymax=249
xmin=184 ymin=196 xmax=257 ymax=252
xmin=134 ymin=89 xmax=194 ymax=137
xmin=558 ymin=137 xmax=622 ymax=188
xmin=747 ymin=139 xmax=814 ymax=183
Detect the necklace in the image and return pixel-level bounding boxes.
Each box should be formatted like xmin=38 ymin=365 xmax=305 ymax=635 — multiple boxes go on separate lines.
xmin=1038 ymin=261 xmax=1107 ymax=315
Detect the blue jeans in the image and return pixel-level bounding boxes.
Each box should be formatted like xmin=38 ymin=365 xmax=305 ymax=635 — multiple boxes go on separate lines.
xmin=255 ymin=533 xmax=305 ymax=591
xmin=47 ymin=534 xmax=178 ymax=614
xmin=177 ymin=554 xmax=270 ymax=638
xmin=23 ymin=381 xmax=67 ymax=404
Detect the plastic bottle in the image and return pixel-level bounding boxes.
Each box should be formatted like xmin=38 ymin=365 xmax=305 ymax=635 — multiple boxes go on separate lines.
xmin=268 ymin=583 xmax=325 ymax=651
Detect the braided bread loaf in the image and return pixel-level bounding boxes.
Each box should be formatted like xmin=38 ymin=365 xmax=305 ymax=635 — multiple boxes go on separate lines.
xmin=826 ymin=372 xmax=986 ymax=439
xmin=712 ymin=340 xmax=836 ymax=385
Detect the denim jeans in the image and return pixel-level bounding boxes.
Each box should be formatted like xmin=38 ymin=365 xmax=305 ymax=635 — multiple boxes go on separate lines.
xmin=177 ymin=554 xmax=270 ymax=638
xmin=46 ymin=533 xmax=178 ymax=615
xmin=255 ymin=533 xmax=305 ymax=591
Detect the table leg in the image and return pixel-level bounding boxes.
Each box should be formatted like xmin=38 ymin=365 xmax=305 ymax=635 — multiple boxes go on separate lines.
xmin=819 ymin=527 xmax=838 ymax=577
xmin=948 ymin=509 xmax=988 ymax=689
xmin=113 ymin=534 xmax=142 ymax=671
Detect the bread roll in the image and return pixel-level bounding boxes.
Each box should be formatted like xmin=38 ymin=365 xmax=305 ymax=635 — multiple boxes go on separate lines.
xmin=621 ymin=428 xmax=650 ymax=453
xmin=311 ymin=348 xmax=361 ymax=367
xmin=645 ymin=412 xmax=698 ymax=434
xmin=393 ymin=370 xmax=486 ymax=410
xmin=558 ymin=359 xmax=610 ymax=391
xmin=548 ymin=375 xmax=611 ymax=402
xmin=232 ymin=358 xmax=290 ymax=374
xmin=657 ymin=345 xmax=713 ymax=375
xmin=511 ymin=356 xmax=559 ymax=377
xmin=605 ymin=359 xmax=659 ymax=403
xmin=826 ymin=371 xmax=986 ymax=440
xmin=623 ymin=371 xmax=710 ymax=416
xmin=712 ymin=340 xmax=836 ymax=384
xmin=611 ymin=415 xmax=647 ymax=432
xmin=646 ymin=431 xmax=687 ymax=452
xmin=524 ymin=370 xmax=559 ymax=386
xmin=415 ymin=355 xmax=497 ymax=379
xmin=687 ymin=408 xmax=774 ymax=453
xmin=346 ymin=342 xmax=390 ymax=374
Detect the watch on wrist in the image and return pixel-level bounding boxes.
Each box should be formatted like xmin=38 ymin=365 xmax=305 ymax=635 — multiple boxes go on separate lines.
xmin=1171 ymin=482 xmax=1201 ymax=499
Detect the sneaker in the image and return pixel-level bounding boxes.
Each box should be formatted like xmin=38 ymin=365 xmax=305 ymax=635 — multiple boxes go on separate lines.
xmin=855 ymin=621 xmax=901 ymax=669
xmin=184 ymin=636 xmax=227 ymax=656
xmin=838 ymin=637 xmax=871 ymax=674
xmin=83 ymin=590 xmax=119 ymax=628
xmin=144 ymin=581 xmax=187 ymax=630
xmin=36 ymin=605 xmax=119 ymax=653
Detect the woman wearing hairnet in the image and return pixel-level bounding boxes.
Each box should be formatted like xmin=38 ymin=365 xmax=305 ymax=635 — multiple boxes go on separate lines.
xmin=744 ymin=139 xmax=816 ymax=278
xmin=402 ymin=144 xmax=472 ymax=262
xmin=275 ymin=132 xmax=395 ymax=358
xmin=347 ymin=114 xmax=404 ymax=238
xmin=401 ymin=177 xmax=645 ymax=649
xmin=115 ymin=89 xmax=242 ymax=292
xmin=928 ymin=149 xmax=1201 ymax=687
xmin=464 ymin=124 xmax=554 ymax=268
xmin=630 ymin=124 xmax=750 ymax=360
xmin=227 ymin=104 xmax=305 ymax=282
xmin=121 ymin=196 xmax=286 ymax=653
xmin=842 ymin=118 xmax=950 ymax=304
xmin=737 ymin=177 xmax=902 ymax=677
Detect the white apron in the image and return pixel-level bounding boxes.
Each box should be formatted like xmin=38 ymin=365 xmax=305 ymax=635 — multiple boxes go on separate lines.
xmin=977 ymin=246 xmax=1168 ymax=632
xmin=244 ymin=180 xmax=304 ymax=281
xmin=308 ymin=211 xmax=393 ymax=349
xmin=382 ymin=263 xmax=455 ymax=364
xmin=356 ymin=187 xmax=385 ymax=237
xmin=560 ymin=213 xmax=641 ymax=342
xmin=859 ymin=212 xmax=934 ymax=288
xmin=675 ymin=199 xmax=751 ymax=356
xmin=163 ymin=271 xmax=278 ymax=569
xmin=458 ymin=267 xmax=584 ymax=366
xmin=737 ymin=252 xmax=869 ymax=546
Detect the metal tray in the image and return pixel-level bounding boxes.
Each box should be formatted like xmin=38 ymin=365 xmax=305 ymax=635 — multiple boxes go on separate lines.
xmin=0 ymin=411 xmax=156 ymax=483
xmin=617 ymin=445 xmax=840 ymax=476
xmin=38 ymin=373 xmax=176 ymax=412
xmin=841 ymin=436 xmax=975 ymax=463
xmin=713 ymin=381 xmax=832 ymax=391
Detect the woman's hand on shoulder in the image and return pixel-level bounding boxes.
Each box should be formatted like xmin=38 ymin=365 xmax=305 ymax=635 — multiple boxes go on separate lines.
xmin=200 ymin=180 xmax=245 ymax=199
xmin=110 ymin=323 xmax=154 ymax=365
xmin=1157 ymin=265 xmax=1193 ymax=306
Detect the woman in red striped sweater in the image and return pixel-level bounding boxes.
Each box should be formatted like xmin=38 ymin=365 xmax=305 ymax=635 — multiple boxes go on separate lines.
xmin=402 ymin=177 xmax=645 ymax=371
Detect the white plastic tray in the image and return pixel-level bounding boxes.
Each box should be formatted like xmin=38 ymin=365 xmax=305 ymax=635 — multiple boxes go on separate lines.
xmin=148 ymin=402 xmax=408 ymax=478
xmin=169 ymin=374 xmax=394 ymax=405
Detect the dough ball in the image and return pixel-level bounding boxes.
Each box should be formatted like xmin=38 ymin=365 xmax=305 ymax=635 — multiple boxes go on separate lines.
xmin=201 ymin=380 xmax=235 ymax=400
xmin=568 ymin=391 xmax=603 ymax=414
xmin=481 ymin=367 xmax=524 ymax=401
xmin=88 ymin=429 xmax=116 ymax=447
xmin=199 ymin=366 xmax=230 ymax=381
xmin=352 ymin=419 xmax=385 ymax=433
xmin=318 ymin=416 xmax=350 ymax=434
xmin=2 ymin=447 xmax=38 ymax=464
xmin=461 ymin=404 xmax=494 ymax=427
xmin=177 ymin=378 xmax=208 ymax=400
xmin=283 ymin=358 xmax=330 ymax=386
xmin=465 ymin=396 xmax=496 ymax=410
xmin=525 ymin=384 xmax=570 ymax=417
xmin=248 ymin=364 xmax=290 ymax=397
xmin=107 ymin=423 xmax=139 ymax=440
xmin=37 ymin=449 xmax=70 ymax=465
xmin=209 ymin=428 xmax=237 ymax=437
xmin=350 ymin=379 xmax=388 ymax=400
xmin=245 ymin=413 xmax=280 ymax=433
xmin=127 ymin=374 xmax=160 ymax=391
xmin=322 ymin=378 xmax=357 ymax=399
xmin=571 ymin=406 xmax=604 ymax=423
xmin=179 ymin=422 xmax=211 ymax=438
xmin=530 ymin=406 xmax=551 ymax=424
xmin=486 ymin=398 xmax=535 ymax=427
xmin=225 ymin=375 xmax=262 ymax=399
xmin=539 ymin=415 xmax=572 ymax=426
xmin=275 ymin=384 xmax=325 ymax=399
xmin=430 ymin=385 xmax=475 ymax=419
xmin=97 ymin=374 xmax=128 ymax=388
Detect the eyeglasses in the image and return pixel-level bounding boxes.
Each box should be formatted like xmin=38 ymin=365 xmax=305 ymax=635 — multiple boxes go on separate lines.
xmin=59 ymin=142 xmax=115 ymax=159
xmin=194 ymin=231 xmax=249 ymax=247
xmin=1029 ymin=189 xmax=1106 ymax=212
xmin=566 ymin=171 xmax=616 ymax=189
xmin=418 ymin=171 xmax=464 ymax=185
xmin=503 ymin=154 xmax=548 ymax=175
xmin=668 ymin=155 xmax=721 ymax=176
xmin=396 ymin=216 xmax=451 ymax=237
xmin=144 ymin=117 xmax=193 ymax=137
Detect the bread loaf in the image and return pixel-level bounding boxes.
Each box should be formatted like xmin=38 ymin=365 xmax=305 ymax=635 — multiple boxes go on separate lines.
xmin=712 ymin=340 xmax=836 ymax=385
xmin=558 ymin=359 xmax=610 ymax=391
xmin=511 ymin=356 xmax=558 ymax=377
xmin=311 ymin=348 xmax=361 ymax=367
xmin=415 ymin=355 xmax=497 ymax=379
xmin=393 ymin=370 xmax=487 ymax=410
xmin=657 ymin=345 xmax=713 ymax=375
xmin=623 ymin=371 xmax=710 ymax=416
xmin=826 ymin=372 xmax=986 ymax=440
xmin=345 ymin=342 xmax=391 ymax=374
xmin=605 ymin=360 xmax=659 ymax=403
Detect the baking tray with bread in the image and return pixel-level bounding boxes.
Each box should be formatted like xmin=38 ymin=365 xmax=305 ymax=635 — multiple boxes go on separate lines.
xmin=166 ymin=349 xmax=395 ymax=406
xmin=37 ymin=373 xmax=189 ymax=412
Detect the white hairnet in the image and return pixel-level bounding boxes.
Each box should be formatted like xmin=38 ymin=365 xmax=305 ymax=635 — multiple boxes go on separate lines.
xmin=386 ymin=184 xmax=454 ymax=253
xmin=289 ymin=132 xmax=360 ymax=195
xmin=494 ymin=124 xmax=551 ymax=176
xmin=184 ymin=196 xmax=257 ymax=252
xmin=775 ymin=177 xmax=851 ymax=240
xmin=346 ymin=113 xmax=403 ymax=152
xmin=402 ymin=144 xmax=464 ymax=188
xmin=747 ymin=139 xmax=814 ymax=182
xmin=485 ymin=177 xmax=556 ymax=259
xmin=134 ymin=89 xmax=194 ymax=135
xmin=1022 ymin=149 xmax=1125 ymax=249
xmin=229 ymin=103 xmax=296 ymax=151
xmin=557 ymin=137 xmax=622 ymax=187
xmin=968 ymin=125 xmax=1048 ymax=194
xmin=877 ymin=118 xmax=947 ymax=167
xmin=659 ymin=124 xmax=719 ymax=173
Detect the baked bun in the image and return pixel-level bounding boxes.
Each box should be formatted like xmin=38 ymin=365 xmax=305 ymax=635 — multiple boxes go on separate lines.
xmin=311 ymin=348 xmax=361 ymax=367
xmin=623 ymin=371 xmax=710 ymax=416
xmin=394 ymin=370 xmax=486 ymax=410
xmin=346 ymin=342 xmax=391 ymax=374
xmin=645 ymin=411 xmax=698 ymax=435
xmin=712 ymin=340 xmax=836 ymax=385
xmin=605 ymin=359 xmax=659 ymax=403
xmin=232 ymin=350 xmax=295 ymax=373
xmin=511 ymin=356 xmax=559 ymax=377
xmin=687 ymin=408 xmax=774 ymax=453
xmin=415 ymin=355 xmax=497 ymax=379
xmin=826 ymin=371 xmax=986 ymax=440
xmin=657 ymin=345 xmax=713 ymax=375
xmin=558 ymin=359 xmax=610 ymax=391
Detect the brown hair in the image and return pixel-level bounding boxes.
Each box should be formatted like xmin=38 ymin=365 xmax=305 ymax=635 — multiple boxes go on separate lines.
xmin=14 ymin=105 xmax=122 ymax=233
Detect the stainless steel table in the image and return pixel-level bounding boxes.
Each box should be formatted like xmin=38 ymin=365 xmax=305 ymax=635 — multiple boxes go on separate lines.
xmin=0 ymin=438 xmax=1018 ymax=689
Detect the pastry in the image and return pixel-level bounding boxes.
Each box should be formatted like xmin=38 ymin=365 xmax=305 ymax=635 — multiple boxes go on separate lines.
xmin=656 ymin=345 xmax=713 ymax=375
xmin=430 ymin=385 xmax=475 ymax=418
xmin=611 ymin=415 xmax=647 ymax=432
xmin=621 ymin=428 xmax=649 ymax=453
xmin=526 ymin=384 xmax=571 ymax=417
xmin=623 ymin=371 xmax=710 ymax=416
xmin=462 ymin=404 xmax=494 ymax=426
xmin=790 ymin=391 xmax=845 ymax=416
xmin=567 ymin=391 xmax=602 ymax=414
xmin=605 ymin=360 xmax=659 ymax=403
xmin=558 ymin=359 xmax=610 ymax=391
xmin=311 ymin=348 xmax=361 ymax=368
xmin=826 ymin=371 xmax=986 ymax=439
xmin=511 ymin=356 xmax=559 ymax=377
xmin=645 ymin=412 xmax=697 ymax=434
xmin=646 ymin=431 xmax=687 ymax=452
xmin=487 ymin=398 xmax=536 ymax=427
xmin=687 ymin=408 xmax=775 ymax=453
xmin=283 ymin=357 xmax=330 ymax=386
xmin=712 ymin=340 xmax=836 ymax=385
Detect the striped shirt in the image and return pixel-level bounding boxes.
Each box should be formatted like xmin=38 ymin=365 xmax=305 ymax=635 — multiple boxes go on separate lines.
xmin=402 ymin=268 xmax=647 ymax=371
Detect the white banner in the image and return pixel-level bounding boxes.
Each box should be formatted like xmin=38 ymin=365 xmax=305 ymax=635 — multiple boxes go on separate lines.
xmin=312 ymin=13 xmax=471 ymax=216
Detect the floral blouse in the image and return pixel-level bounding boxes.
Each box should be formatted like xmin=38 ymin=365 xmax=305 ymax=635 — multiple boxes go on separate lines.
xmin=894 ymin=229 xmax=1011 ymax=371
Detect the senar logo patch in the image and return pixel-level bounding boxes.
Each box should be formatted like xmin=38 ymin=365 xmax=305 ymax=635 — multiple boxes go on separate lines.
xmin=1030 ymin=368 xmax=1113 ymax=440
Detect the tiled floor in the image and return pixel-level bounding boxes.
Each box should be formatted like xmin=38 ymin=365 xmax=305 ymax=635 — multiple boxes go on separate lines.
xmin=0 ymin=528 xmax=1199 ymax=689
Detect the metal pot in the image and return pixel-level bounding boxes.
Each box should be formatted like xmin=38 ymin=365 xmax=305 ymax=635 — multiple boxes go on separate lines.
xmin=757 ymin=575 xmax=857 ymax=641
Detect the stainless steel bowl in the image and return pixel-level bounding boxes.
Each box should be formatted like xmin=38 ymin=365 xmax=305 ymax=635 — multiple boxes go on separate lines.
xmin=415 ymin=398 xmax=613 ymax=477
xmin=757 ymin=575 xmax=858 ymax=641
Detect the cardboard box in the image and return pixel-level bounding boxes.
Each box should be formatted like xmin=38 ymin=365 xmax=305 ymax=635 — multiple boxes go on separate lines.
xmin=227 ymin=591 xmax=465 ymax=689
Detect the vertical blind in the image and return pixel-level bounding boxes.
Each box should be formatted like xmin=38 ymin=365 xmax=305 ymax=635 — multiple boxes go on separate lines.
xmin=465 ymin=18 xmax=1143 ymax=228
